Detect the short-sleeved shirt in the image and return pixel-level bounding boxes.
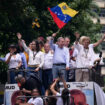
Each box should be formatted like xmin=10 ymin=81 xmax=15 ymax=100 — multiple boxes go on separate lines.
xmin=5 ymin=53 xmax=22 ymax=69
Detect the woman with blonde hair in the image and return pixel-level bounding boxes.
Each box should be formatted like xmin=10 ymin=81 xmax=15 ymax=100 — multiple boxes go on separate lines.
xmin=74 ymin=33 xmax=105 ymax=82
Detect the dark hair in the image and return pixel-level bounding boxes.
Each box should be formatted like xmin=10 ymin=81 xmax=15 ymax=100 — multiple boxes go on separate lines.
xmin=39 ymin=41 xmax=44 ymax=47
xmin=45 ymin=88 xmax=57 ymax=105
xmin=32 ymin=87 xmax=41 ymax=95
xmin=17 ymin=45 xmax=24 ymax=53
xmin=61 ymin=88 xmax=70 ymax=105
xmin=9 ymin=44 xmax=18 ymax=54
xmin=9 ymin=44 xmax=17 ymax=49
xmin=32 ymin=40 xmax=40 ymax=52
xmin=35 ymin=40 xmax=40 ymax=52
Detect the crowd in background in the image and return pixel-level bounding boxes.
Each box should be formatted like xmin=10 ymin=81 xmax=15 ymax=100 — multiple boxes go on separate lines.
xmin=1 ymin=32 xmax=105 ymax=105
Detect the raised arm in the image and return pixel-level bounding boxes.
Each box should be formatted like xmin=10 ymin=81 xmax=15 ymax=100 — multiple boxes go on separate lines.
xmin=93 ymin=34 xmax=105 ymax=47
xmin=74 ymin=32 xmax=80 ymax=44
xmin=49 ymin=33 xmax=57 ymax=50
xmin=73 ymin=32 xmax=81 ymax=51
xmin=50 ymin=78 xmax=60 ymax=95
xmin=73 ymin=42 xmax=82 ymax=52
xmin=17 ymin=33 xmax=30 ymax=54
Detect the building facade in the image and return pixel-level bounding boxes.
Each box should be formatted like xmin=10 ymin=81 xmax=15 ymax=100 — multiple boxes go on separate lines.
xmin=93 ymin=0 xmax=105 ymax=33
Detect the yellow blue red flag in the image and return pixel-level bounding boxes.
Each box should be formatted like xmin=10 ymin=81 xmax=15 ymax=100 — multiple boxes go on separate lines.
xmin=48 ymin=2 xmax=78 ymax=29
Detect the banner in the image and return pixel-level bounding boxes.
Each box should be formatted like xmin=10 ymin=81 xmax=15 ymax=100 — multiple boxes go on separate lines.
xmin=60 ymin=82 xmax=94 ymax=105
xmin=4 ymin=84 xmax=19 ymax=105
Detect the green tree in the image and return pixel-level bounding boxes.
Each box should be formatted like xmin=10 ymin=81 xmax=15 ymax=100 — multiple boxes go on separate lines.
xmin=0 ymin=0 xmax=102 ymax=83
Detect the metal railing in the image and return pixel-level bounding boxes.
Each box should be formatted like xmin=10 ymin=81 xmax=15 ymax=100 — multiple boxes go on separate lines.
xmin=7 ymin=67 xmax=103 ymax=84
xmin=17 ymin=95 xmax=74 ymax=105
xmin=7 ymin=69 xmax=39 ymax=83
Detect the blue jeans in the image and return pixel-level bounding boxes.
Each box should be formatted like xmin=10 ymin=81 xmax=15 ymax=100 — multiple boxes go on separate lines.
xmin=27 ymin=67 xmax=44 ymax=94
xmin=27 ymin=67 xmax=42 ymax=81
xmin=9 ymin=71 xmax=16 ymax=84
xmin=42 ymin=69 xmax=53 ymax=90
xmin=9 ymin=69 xmax=23 ymax=84
xmin=52 ymin=65 xmax=67 ymax=81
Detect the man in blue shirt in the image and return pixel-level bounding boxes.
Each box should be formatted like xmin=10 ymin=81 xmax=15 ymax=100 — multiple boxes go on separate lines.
xmin=50 ymin=33 xmax=70 ymax=81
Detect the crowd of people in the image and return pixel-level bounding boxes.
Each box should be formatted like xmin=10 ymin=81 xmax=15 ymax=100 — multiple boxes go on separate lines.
xmin=1 ymin=32 xmax=105 ymax=105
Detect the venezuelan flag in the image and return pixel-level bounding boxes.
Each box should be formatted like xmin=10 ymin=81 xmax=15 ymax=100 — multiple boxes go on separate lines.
xmin=48 ymin=2 xmax=78 ymax=29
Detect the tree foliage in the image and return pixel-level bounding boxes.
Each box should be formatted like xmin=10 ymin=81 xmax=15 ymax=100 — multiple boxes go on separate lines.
xmin=0 ymin=0 xmax=102 ymax=83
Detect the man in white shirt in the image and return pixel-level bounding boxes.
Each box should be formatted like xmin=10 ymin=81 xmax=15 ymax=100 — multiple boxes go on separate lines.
xmin=42 ymin=43 xmax=53 ymax=90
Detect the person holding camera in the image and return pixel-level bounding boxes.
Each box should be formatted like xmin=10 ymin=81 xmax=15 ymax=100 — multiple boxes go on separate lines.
xmin=50 ymin=77 xmax=70 ymax=105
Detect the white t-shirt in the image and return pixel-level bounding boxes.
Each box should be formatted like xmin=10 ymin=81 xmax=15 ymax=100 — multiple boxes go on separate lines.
xmin=43 ymin=51 xmax=53 ymax=69
xmin=28 ymin=97 xmax=43 ymax=105
xmin=56 ymin=92 xmax=63 ymax=105
xmin=5 ymin=53 xmax=22 ymax=69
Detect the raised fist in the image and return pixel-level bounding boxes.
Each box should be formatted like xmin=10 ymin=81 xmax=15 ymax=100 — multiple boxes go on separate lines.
xmin=17 ymin=33 xmax=22 ymax=39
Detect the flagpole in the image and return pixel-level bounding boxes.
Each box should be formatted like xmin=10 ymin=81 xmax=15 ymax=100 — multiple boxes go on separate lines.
xmin=56 ymin=29 xmax=60 ymax=34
